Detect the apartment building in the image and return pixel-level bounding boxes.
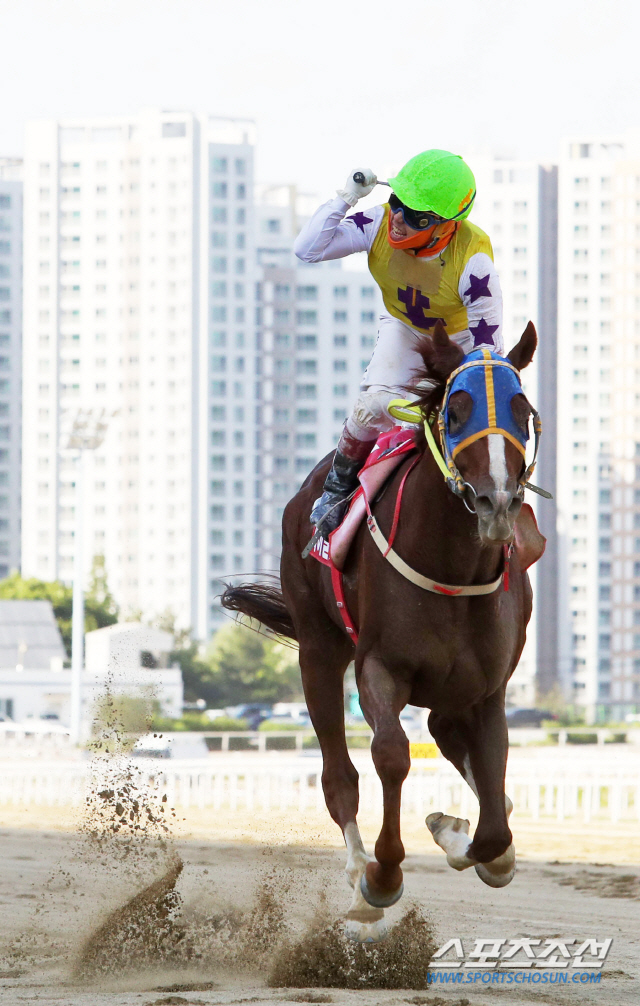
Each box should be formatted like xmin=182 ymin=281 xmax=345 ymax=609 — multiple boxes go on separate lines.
xmin=556 ymin=130 xmax=640 ymax=720
xmin=21 ymin=111 xmax=256 ymax=638
xmin=0 ymin=158 xmax=22 ymax=578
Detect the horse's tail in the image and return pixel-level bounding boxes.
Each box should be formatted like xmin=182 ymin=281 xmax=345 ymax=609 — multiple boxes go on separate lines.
xmin=219 ymin=577 xmax=297 ymax=641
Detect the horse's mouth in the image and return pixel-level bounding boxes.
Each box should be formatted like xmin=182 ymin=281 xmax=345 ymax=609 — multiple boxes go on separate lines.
xmin=474 ymin=494 xmax=522 ymax=545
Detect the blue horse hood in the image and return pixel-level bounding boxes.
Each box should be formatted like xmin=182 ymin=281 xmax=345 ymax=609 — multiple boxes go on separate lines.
xmin=443 ymin=348 xmax=529 ymax=460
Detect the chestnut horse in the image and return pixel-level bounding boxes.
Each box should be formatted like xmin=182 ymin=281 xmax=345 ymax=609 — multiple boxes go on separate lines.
xmin=222 ymin=321 xmax=541 ymax=942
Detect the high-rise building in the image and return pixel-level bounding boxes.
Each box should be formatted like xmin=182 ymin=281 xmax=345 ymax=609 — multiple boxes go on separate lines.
xmin=557 ymin=130 xmax=640 ymax=721
xmin=21 ymin=111 xmax=256 ymax=638
xmin=0 ymin=158 xmax=23 ymax=578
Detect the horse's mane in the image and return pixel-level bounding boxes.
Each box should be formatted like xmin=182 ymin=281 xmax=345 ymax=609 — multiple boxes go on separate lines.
xmin=402 ymin=331 xmax=464 ymax=448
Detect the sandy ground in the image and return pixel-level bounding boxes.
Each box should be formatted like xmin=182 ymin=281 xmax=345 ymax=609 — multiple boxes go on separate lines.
xmin=0 ymin=800 xmax=638 ymax=1006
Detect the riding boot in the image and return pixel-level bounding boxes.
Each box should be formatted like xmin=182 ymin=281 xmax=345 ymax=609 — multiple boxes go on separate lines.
xmin=310 ymin=431 xmax=375 ymax=538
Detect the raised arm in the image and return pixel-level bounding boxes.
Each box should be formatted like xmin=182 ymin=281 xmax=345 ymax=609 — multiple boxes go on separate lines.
xmin=294 ymin=167 xmax=384 ymax=263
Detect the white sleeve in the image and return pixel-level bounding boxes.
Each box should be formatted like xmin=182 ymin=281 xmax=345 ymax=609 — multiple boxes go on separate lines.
xmin=293 ymin=197 xmax=384 ymax=262
xmin=457 ymin=252 xmax=504 ymax=354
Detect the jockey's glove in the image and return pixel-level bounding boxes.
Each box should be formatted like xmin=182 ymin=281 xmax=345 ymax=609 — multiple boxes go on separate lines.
xmin=337 ymin=167 xmax=378 ymax=207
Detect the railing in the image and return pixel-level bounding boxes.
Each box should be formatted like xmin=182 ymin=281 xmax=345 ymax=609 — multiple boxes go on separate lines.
xmin=1 ymin=757 xmax=639 ymax=823
xmin=143 ymin=727 xmax=640 ymax=751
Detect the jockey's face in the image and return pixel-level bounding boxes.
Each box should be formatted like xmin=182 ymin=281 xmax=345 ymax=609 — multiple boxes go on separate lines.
xmin=389 ymin=207 xmax=419 ymax=242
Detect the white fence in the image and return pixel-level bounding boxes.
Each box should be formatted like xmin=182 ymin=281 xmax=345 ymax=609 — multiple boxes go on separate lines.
xmin=1 ymin=757 xmax=639 ymax=823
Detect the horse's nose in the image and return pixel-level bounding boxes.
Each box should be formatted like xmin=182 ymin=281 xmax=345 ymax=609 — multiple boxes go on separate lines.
xmin=474 ymin=492 xmax=522 ymax=542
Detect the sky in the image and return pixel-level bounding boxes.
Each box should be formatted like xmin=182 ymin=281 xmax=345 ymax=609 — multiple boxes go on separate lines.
xmin=2 ymin=0 xmax=640 ymax=195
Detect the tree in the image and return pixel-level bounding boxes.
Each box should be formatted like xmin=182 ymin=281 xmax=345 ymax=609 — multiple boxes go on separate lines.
xmin=173 ymin=622 xmax=303 ymax=707
xmin=0 ymin=562 xmax=119 ymax=658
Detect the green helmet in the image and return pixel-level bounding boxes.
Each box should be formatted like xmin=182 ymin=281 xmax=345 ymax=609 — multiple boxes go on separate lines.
xmin=388 ymin=150 xmax=476 ymax=220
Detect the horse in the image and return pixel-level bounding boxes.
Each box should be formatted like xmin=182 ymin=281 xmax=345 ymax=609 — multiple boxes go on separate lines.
xmin=222 ymin=320 xmax=543 ymax=942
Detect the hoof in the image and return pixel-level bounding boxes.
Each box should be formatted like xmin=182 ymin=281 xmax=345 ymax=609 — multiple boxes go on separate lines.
xmin=475 ymin=862 xmax=516 ymax=888
xmin=360 ymin=872 xmax=404 ymax=908
xmin=426 ymin=811 xmax=444 ymax=835
xmin=344 ymin=916 xmax=389 ymax=943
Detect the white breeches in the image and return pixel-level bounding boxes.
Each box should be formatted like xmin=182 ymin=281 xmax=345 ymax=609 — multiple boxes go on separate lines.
xmin=345 ymin=312 xmax=471 ymax=442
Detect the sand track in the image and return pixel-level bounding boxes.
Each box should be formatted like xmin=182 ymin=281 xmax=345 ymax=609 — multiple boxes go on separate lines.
xmin=0 ymin=828 xmax=638 ymax=1006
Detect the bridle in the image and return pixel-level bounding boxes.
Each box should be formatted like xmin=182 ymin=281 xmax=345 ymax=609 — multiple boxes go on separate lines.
xmin=389 ymin=355 xmax=549 ymax=502
xmin=436 ymin=355 xmax=543 ymax=505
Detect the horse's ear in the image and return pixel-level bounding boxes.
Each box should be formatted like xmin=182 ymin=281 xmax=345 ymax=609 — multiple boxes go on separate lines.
xmin=416 ymin=320 xmax=464 ymax=382
xmin=507 ymin=321 xmax=537 ymax=371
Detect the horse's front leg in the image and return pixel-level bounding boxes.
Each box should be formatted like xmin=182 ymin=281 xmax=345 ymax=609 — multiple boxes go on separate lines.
xmin=357 ymin=652 xmax=412 ymax=908
xmin=427 ymin=694 xmax=515 ymax=887
xmin=298 ymin=639 xmax=387 ymax=942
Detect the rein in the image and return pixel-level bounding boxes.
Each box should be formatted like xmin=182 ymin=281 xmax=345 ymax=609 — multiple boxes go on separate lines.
xmin=362 ymin=450 xmax=509 ymax=598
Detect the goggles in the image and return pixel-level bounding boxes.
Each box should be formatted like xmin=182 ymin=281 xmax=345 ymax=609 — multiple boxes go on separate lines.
xmin=388 ymin=192 xmax=446 ymax=231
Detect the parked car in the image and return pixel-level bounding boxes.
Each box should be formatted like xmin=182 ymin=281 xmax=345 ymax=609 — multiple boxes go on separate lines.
xmin=506 ymin=708 xmax=558 ymax=727
xmin=131 ymin=733 xmax=172 ymax=758
xmin=225 ymin=703 xmax=273 ymax=729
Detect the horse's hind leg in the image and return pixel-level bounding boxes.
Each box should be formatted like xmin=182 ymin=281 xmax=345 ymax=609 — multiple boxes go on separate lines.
xmin=357 ymin=652 xmax=412 ymax=909
xmin=426 ymin=704 xmax=516 ymax=888
xmin=298 ymin=635 xmax=388 ymax=942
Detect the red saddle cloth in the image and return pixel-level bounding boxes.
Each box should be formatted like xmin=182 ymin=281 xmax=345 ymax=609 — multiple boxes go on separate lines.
xmin=308 ymin=427 xmax=417 ymax=570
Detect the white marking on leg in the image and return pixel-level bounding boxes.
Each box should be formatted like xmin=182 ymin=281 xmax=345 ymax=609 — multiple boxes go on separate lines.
xmin=426 ymin=812 xmax=475 ymax=870
xmin=344 ymin=820 xmax=369 ymax=890
xmin=487 ymin=434 xmax=507 ymax=492
xmin=343 ymin=821 xmax=387 ymax=941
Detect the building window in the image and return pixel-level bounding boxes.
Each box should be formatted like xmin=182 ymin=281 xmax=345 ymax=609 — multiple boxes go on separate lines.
xmin=296 ymin=335 xmax=317 ymax=349
xmin=296 ymin=433 xmax=317 ymax=448
xmin=297 ymin=286 xmax=318 ymax=300
xmin=296 ymin=409 xmax=316 ymax=423
xmin=297 ymin=310 xmax=317 ymax=325
xmin=212 ymin=182 xmax=228 ymax=198
xmin=212 ymin=157 xmax=228 ymax=173
xmin=296 ymin=360 xmax=317 ymax=375
xmin=296 ymin=384 xmax=317 ymax=399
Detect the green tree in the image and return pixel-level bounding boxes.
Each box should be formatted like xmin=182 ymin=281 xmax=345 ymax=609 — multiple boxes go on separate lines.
xmin=173 ymin=622 xmax=302 ymax=707
xmin=0 ymin=561 xmax=119 ymax=658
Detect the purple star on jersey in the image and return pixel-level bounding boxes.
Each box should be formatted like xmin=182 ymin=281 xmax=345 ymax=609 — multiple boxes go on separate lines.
xmin=470 ymin=317 xmax=499 ymax=347
xmin=348 ymin=211 xmax=373 ymax=232
xmin=464 ymin=273 xmax=492 ymax=303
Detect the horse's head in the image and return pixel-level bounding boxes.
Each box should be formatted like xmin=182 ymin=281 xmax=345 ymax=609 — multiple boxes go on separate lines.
xmin=416 ymin=320 xmax=538 ymax=545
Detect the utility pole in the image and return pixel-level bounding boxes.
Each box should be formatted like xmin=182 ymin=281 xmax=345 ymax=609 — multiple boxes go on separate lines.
xmin=64 ymin=409 xmax=111 ymax=746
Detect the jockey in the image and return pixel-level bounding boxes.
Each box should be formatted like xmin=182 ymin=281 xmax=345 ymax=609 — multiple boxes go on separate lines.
xmin=293 ymin=149 xmax=504 ymax=535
